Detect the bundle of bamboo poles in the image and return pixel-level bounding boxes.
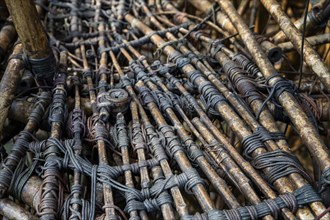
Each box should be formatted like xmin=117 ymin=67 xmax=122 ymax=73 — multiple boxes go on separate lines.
xmin=0 ymin=0 xmax=329 ymax=219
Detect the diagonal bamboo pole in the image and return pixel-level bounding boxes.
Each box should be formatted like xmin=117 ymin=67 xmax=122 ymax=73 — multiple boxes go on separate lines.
xmin=216 ymin=0 xmax=330 ymax=191
xmin=124 ymin=12 xmax=320 ymax=219
xmin=259 ymin=0 xmax=330 ymax=90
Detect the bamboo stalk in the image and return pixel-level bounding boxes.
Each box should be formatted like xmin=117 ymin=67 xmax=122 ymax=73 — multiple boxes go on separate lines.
xmin=121 ymin=35 xmax=242 ymax=209
xmin=0 ymin=19 xmax=16 ymax=62
xmin=279 ymin=33 xmax=330 ymax=52
xmin=0 ymin=198 xmax=38 ymax=220
xmin=38 ymin=51 xmax=67 ymax=220
xmin=4 ymin=0 xmax=56 ymax=85
xmin=124 ymin=12 xmax=319 ymax=218
xmin=260 ymin=0 xmax=330 ymax=90
xmin=130 ymin=101 xmax=175 ymax=219
xmin=0 ymin=43 xmax=24 ymax=138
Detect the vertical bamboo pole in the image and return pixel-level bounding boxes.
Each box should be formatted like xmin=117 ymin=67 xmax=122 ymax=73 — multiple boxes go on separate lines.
xmin=259 ymin=0 xmax=330 ymax=89
xmin=4 ymin=0 xmax=56 ymax=85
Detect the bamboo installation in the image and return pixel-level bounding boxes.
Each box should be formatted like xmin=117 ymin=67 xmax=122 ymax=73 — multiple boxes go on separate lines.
xmin=0 ymin=0 xmax=329 ymax=219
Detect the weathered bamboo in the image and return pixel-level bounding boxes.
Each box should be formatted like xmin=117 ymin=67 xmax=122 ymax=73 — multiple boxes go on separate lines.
xmin=160 ymin=71 xmax=301 ymax=219
xmin=279 ymin=33 xmax=330 ymax=52
xmin=141 ymin=8 xmax=318 ymax=217
xmin=216 ymin=0 xmax=330 ymax=195
xmin=260 ymin=0 xmax=330 ymax=89
xmin=38 ymin=51 xmax=67 ymax=220
xmin=151 ymin=79 xmax=241 ymax=209
xmin=135 ymin=79 xmax=216 ymax=211
xmin=184 ymin=0 xmax=278 ymax=60
xmin=0 ymin=198 xmax=38 ymax=220
xmin=273 ymin=3 xmax=330 ymax=43
xmin=0 ymin=92 xmax=50 ymax=197
xmin=130 ymin=101 xmax=175 ymax=219
xmin=66 ymin=70 xmax=85 ymax=219
xmin=124 ymin=13 xmax=317 ymax=219
xmin=121 ymin=38 xmax=242 ymax=209
xmin=117 ymin=42 xmax=215 ymax=213
xmin=0 ymin=19 xmax=16 ymax=62
xmin=109 ymin=44 xmax=190 ymax=217
xmin=115 ymin=113 xmax=145 ymax=219
xmin=81 ymin=41 xmax=117 ymax=219
xmin=4 ymin=0 xmax=56 ymax=85
xmin=237 ymin=0 xmax=249 ymax=15
xmin=0 ymin=43 xmax=24 ymax=138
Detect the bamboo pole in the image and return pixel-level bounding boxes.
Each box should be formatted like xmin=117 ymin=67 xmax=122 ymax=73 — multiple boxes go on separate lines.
xmin=109 ymin=43 xmax=190 ymax=217
xmin=279 ymin=33 xmax=330 ymax=52
xmin=116 ymin=41 xmax=215 ymax=212
xmin=0 ymin=43 xmax=24 ymax=138
xmin=0 ymin=198 xmax=38 ymax=220
xmin=260 ymin=0 xmax=330 ymax=89
xmin=273 ymin=2 xmax=330 ymax=43
xmin=130 ymin=101 xmax=175 ymax=219
xmin=120 ymin=36 xmax=243 ymax=209
xmin=4 ymin=0 xmax=56 ymax=85
xmin=0 ymin=19 xmax=16 ymax=62
xmin=38 ymin=51 xmax=67 ymax=220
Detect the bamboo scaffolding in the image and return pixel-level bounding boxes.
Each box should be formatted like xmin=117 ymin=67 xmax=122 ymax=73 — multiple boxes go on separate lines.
xmin=119 ymin=37 xmax=243 ymax=210
xmin=215 ymin=0 xmax=330 ymax=196
xmin=109 ymin=42 xmax=189 ymax=218
xmin=124 ymin=12 xmax=323 ymax=219
xmin=0 ymin=0 xmax=328 ymax=219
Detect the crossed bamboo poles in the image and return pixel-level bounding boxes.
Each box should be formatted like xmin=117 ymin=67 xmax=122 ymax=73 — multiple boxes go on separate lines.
xmin=123 ymin=5 xmax=329 ymax=218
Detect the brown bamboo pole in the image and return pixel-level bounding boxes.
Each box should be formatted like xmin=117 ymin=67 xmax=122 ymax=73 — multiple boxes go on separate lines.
xmin=273 ymin=3 xmax=329 ymax=43
xmin=0 ymin=43 xmax=24 ymax=138
xmin=216 ymin=0 xmax=330 ymax=191
xmin=279 ymin=33 xmax=330 ymax=52
xmin=81 ymin=42 xmax=117 ymax=219
xmin=150 ymin=79 xmax=241 ymax=209
xmin=130 ymin=101 xmax=175 ymax=219
xmin=4 ymin=0 xmax=56 ymax=85
xmin=117 ymin=44 xmax=215 ymax=213
xmin=237 ymin=0 xmax=250 ymax=15
xmin=164 ymin=0 xmax=278 ymax=66
xmin=0 ymin=198 xmax=37 ymax=220
xmin=135 ymin=79 xmax=216 ymax=212
xmin=115 ymin=113 xmax=144 ymax=220
xmin=0 ymin=92 xmax=50 ymax=197
xmin=0 ymin=19 xmax=16 ymax=62
xmin=260 ymin=0 xmax=330 ymax=89
xmin=108 ymin=46 xmax=189 ymax=218
xmin=123 ymin=44 xmax=242 ymax=208
xmin=38 ymin=51 xmax=67 ymax=220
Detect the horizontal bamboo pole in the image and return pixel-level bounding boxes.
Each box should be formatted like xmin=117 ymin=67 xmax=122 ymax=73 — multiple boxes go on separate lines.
xmin=279 ymin=33 xmax=330 ymax=52
xmin=0 ymin=198 xmax=37 ymax=220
